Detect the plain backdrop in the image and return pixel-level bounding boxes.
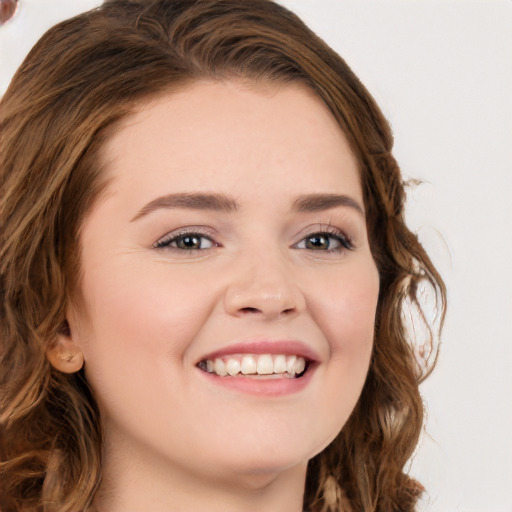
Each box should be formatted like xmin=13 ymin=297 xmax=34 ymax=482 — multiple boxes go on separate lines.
xmin=1 ymin=1 xmax=511 ymax=511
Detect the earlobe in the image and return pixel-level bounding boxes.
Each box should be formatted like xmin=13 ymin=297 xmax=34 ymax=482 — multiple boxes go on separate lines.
xmin=47 ymin=320 xmax=85 ymax=373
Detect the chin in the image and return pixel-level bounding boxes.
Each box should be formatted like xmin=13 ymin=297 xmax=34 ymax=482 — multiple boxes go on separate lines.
xmin=205 ymin=434 xmax=328 ymax=480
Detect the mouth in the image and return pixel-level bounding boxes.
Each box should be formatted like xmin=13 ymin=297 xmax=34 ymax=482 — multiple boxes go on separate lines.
xmin=197 ymin=353 xmax=310 ymax=379
xmin=195 ymin=340 xmax=320 ymax=394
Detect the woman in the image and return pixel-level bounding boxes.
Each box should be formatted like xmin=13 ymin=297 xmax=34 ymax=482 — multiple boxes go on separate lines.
xmin=0 ymin=1 xmax=446 ymax=511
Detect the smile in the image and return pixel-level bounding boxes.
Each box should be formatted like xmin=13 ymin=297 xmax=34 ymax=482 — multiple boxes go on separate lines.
xmin=198 ymin=354 xmax=308 ymax=378
xmin=195 ymin=340 xmax=319 ymax=395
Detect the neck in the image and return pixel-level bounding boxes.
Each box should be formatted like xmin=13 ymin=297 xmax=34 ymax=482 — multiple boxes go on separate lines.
xmin=91 ymin=434 xmax=308 ymax=512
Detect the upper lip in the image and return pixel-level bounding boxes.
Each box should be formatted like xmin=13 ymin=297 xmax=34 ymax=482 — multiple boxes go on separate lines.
xmin=197 ymin=339 xmax=321 ymax=364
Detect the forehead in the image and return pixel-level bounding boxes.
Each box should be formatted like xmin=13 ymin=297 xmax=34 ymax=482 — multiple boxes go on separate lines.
xmin=99 ymin=79 xmax=362 ymax=207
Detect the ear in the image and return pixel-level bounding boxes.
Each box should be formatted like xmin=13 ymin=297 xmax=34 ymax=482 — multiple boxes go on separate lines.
xmin=47 ymin=320 xmax=85 ymax=373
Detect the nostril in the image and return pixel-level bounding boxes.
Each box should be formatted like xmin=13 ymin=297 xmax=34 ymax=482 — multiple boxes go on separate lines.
xmin=240 ymin=307 xmax=260 ymax=314
xmin=238 ymin=306 xmax=296 ymax=315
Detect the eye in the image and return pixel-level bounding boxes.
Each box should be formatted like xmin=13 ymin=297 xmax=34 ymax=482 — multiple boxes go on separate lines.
xmin=295 ymin=231 xmax=352 ymax=253
xmin=154 ymin=231 xmax=216 ymax=251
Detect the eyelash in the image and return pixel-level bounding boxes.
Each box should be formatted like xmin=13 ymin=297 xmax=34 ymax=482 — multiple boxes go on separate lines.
xmin=153 ymin=228 xmax=218 ymax=251
xmin=153 ymin=226 xmax=353 ymax=253
xmin=295 ymin=226 xmax=353 ymax=254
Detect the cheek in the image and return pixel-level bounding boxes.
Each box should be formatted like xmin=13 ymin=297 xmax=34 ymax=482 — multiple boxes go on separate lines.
xmin=71 ymin=263 xmax=219 ymax=431
xmin=297 ymin=262 xmax=379 ymax=455
xmin=74 ymin=261 xmax=216 ymax=366
xmin=314 ymin=261 xmax=379 ymax=359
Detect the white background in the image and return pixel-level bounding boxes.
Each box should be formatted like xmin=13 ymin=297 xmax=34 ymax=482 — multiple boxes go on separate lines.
xmin=1 ymin=1 xmax=511 ymax=511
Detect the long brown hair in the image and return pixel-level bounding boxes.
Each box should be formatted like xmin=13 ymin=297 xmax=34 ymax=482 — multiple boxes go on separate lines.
xmin=0 ymin=1 xmax=446 ymax=510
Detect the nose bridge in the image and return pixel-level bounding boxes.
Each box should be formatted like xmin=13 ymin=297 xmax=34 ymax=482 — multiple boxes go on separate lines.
xmin=223 ymin=244 xmax=305 ymax=318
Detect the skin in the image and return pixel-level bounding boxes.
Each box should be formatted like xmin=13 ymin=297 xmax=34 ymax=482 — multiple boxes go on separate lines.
xmin=54 ymin=80 xmax=380 ymax=512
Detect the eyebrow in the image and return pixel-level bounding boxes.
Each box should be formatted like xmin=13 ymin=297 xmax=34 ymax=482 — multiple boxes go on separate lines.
xmin=131 ymin=192 xmax=364 ymax=221
xmin=131 ymin=193 xmax=239 ymax=221
xmin=291 ymin=193 xmax=365 ymax=216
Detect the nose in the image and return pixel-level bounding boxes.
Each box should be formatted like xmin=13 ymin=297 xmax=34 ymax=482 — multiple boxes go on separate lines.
xmin=223 ymin=251 xmax=306 ymax=320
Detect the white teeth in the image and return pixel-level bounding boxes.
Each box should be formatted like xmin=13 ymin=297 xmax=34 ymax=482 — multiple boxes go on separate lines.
xmin=286 ymin=355 xmax=297 ymax=375
xmin=273 ymin=354 xmax=287 ymax=374
xmin=214 ymin=358 xmax=227 ymax=376
xmin=226 ymin=359 xmax=241 ymax=376
xmin=240 ymin=355 xmax=257 ymax=375
xmin=204 ymin=354 xmax=307 ymax=378
xmin=294 ymin=357 xmax=306 ymax=374
xmin=256 ymin=354 xmax=274 ymax=375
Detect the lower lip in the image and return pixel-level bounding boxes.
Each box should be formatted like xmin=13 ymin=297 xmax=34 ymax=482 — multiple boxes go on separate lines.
xmin=198 ymin=366 xmax=315 ymax=397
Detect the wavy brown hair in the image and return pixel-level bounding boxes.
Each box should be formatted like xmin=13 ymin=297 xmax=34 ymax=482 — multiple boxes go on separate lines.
xmin=0 ymin=1 xmax=446 ymax=511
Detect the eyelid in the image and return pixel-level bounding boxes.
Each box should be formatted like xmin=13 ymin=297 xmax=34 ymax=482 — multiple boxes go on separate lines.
xmin=152 ymin=223 xmax=354 ymax=253
xmin=153 ymin=226 xmax=219 ymax=250
xmin=293 ymin=224 xmax=354 ymax=252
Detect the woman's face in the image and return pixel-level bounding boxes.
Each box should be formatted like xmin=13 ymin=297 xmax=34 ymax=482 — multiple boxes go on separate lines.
xmin=67 ymin=80 xmax=379 ymax=485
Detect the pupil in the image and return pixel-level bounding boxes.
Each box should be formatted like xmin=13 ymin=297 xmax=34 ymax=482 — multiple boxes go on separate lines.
xmin=308 ymin=235 xmax=328 ymax=250
xmin=181 ymin=236 xmax=199 ymax=248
